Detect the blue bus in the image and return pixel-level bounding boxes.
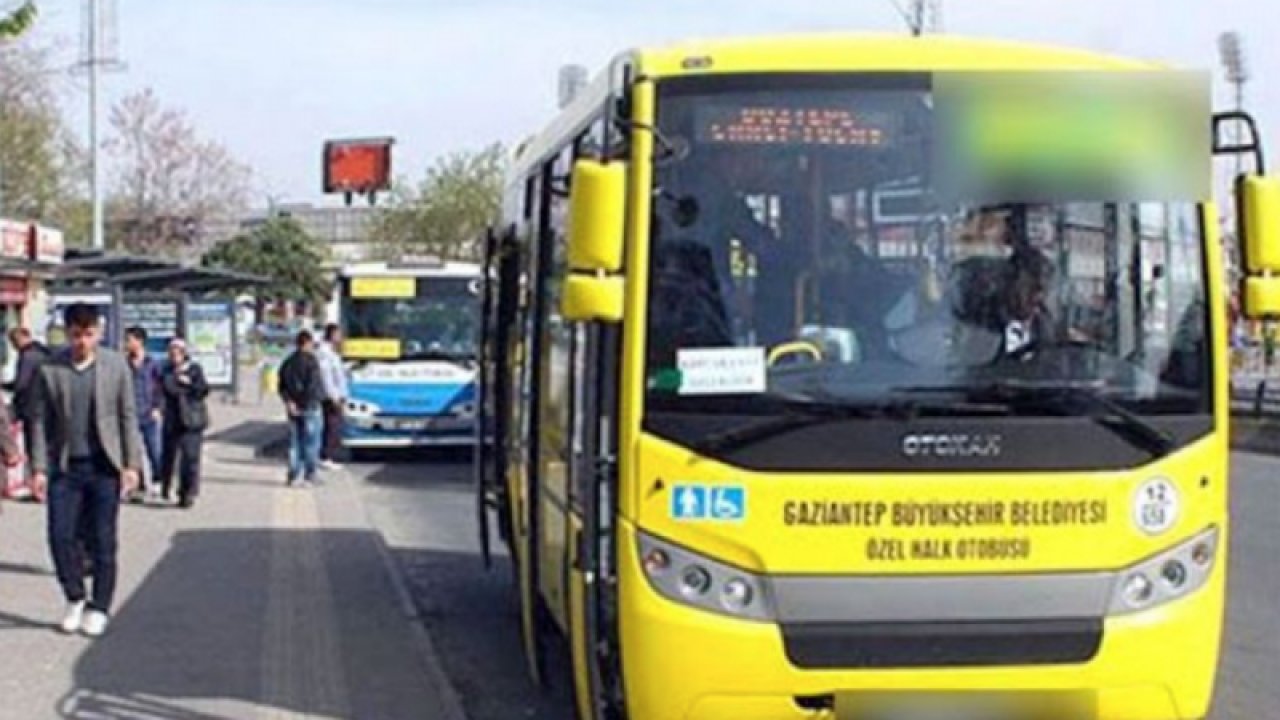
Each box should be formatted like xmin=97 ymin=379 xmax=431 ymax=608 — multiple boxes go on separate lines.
xmin=337 ymin=260 xmax=480 ymax=448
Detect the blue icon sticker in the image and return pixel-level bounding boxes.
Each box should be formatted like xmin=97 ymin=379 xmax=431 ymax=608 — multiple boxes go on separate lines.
xmin=671 ymin=484 xmax=746 ymax=522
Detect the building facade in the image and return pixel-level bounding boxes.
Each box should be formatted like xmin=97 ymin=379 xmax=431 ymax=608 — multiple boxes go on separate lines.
xmin=0 ymin=218 xmax=65 ymax=378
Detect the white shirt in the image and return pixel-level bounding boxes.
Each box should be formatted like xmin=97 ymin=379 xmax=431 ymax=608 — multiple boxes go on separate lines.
xmin=315 ymin=342 xmax=349 ymax=402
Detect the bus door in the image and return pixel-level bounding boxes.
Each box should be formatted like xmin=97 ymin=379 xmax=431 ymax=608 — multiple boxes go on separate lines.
xmin=477 ymin=225 xmax=520 ymax=568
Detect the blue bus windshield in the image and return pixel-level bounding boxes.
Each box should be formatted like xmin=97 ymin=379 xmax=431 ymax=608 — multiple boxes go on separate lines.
xmin=341 ymin=276 xmax=478 ymax=361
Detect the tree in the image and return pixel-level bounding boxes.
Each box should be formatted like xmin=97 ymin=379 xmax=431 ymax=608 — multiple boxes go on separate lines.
xmin=106 ymin=88 xmax=251 ymax=258
xmin=203 ymin=216 xmax=331 ymax=309
xmin=371 ymin=143 xmax=506 ymax=261
xmin=0 ymin=37 xmax=87 ymax=237
xmin=0 ymin=2 xmax=36 ymax=39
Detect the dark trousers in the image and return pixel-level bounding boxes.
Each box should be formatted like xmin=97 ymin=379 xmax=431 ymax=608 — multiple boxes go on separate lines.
xmin=160 ymin=429 xmax=203 ymax=501
xmin=321 ymin=401 xmax=344 ymax=461
xmin=48 ymin=460 xmax=121 ymax=612
xmin=19 ymin=415 xmax=38 ymax=476
xmin=138 ymin=418 xmax=163 ymax=487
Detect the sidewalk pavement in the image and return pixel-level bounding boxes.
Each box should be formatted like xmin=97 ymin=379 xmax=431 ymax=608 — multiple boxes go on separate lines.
xmin=0 ymin=400 xmax=465 ymax=720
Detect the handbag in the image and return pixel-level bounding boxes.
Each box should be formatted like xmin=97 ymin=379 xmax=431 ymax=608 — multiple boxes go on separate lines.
xmin=179 ymin=393 xmax=209 ymax=432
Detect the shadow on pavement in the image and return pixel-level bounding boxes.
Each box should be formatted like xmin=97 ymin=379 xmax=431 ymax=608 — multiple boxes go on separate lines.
xmin=57 ymin=528 xmax=437 ymax=720
xmin=0 ymin=608 xmax=59 ymax=632
xmin=204 ymin=421 xmax=284 ymax=447
xmin=0 ymin=560 xmax=53 ymax=577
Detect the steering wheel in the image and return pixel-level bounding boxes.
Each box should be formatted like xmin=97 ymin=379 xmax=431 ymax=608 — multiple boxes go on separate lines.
xmin=768 ymin=341 xmax=824 ymax=367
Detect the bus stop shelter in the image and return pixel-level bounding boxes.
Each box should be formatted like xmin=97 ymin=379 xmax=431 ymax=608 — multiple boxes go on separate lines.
xmin=49 ymin=249 xmax=268 ymax=400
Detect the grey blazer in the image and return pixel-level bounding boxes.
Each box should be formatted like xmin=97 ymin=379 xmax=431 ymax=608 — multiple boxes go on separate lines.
xmin=29 ymin=348 xmax=144 ymax=475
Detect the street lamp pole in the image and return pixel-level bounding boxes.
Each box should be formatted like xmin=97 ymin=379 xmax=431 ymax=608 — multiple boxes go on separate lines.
xmin=88 ymin=0 xmax=102 ymax=250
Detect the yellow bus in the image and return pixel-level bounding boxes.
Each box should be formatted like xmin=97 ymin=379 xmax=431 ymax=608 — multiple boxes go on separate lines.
xmin=477 ymin=34 xmax=1280 ymax=720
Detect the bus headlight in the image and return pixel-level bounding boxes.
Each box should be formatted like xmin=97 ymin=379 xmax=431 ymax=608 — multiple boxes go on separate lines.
xmin=1108 ymin=526 xmax=1218 ymax=615
xmin=345 ymin=400 xmax=380 ymax=421
xmin=637 ymin=532 xmax=773 ymax=622
xmin=1120 ymin=573 xmax=1155 ymax=608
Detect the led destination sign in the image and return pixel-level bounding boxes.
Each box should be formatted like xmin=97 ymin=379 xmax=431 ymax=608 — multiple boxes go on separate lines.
xmin=696 ymin=104 xmax=896 ymax=147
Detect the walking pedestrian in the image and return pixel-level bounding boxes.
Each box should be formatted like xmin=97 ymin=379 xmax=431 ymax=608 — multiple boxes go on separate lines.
xmin=159 ymin=339 xmax=209 ymax=509
xmin=29 ymin=303 xmax=143 ymax=637
xmin=123 ymin=327 xmax=165 ymax=503
xmin=6 ymin=327 xmax=51 ymax=499
xmin=316 ymin=323 xmax=348 ymax=471
xmin=278 ymin=330 xmax=325 ymax=488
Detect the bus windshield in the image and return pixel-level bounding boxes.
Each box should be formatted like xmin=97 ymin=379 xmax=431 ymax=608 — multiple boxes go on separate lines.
xmin=342 ymin=276 xmax=479 ymax=361
xmin=645 ymin=77 xmax=1210 ymax=432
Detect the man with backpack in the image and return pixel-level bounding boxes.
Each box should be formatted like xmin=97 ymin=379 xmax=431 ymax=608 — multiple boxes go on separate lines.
xmin=277 ymin=330 xmax=326 ymax=487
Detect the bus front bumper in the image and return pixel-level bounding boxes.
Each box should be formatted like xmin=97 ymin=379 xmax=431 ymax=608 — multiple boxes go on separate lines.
xmin=619 ymin=529 xmax=1223 ymax=720
xmin=342 ymin=417 xmax=474 ymax=448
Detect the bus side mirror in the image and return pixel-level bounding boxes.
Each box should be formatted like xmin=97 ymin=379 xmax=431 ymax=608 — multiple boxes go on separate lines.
xmin=562 ymin=275 xmax=623 ymax=323
xmin=1238 ymin=176 xmax=1280 ymax=318
xmin=567 ymin=160 xmax=626 ymax=273
xmin=563 ymin=159 xmax=626 ymax=324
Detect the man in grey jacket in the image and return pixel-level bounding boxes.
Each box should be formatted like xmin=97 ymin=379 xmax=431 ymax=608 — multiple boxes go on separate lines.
xmin=30 ymin=303 xmax=142 ymax=638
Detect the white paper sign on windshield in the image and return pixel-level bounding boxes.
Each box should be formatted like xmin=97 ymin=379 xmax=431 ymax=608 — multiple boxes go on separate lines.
xmin=677 ymin=347 xmax=766 ymax=396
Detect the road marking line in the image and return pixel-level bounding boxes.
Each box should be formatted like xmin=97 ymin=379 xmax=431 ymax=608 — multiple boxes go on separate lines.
xmin=260 ymin=488 xmax=352 ymax=720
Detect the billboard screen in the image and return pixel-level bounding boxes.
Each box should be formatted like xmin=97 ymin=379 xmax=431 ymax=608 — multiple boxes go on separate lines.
xmin=323 ymin=138 xmax=394 ymax=195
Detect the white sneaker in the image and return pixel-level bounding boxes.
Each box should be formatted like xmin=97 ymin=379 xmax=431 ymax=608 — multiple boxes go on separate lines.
xmin=82 ymin=609 xmax=109 ymax=637
xmin=320 ymin=460 xmax=343 ymax=471
xmin=60 ymin=601 xmax=86 ymax=634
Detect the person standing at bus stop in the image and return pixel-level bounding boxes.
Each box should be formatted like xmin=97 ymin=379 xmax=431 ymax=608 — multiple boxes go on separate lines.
xmin=123 ymin=327 xmax=165 ymax=503
xmin=278 ymin=331 xmax=325 ymax=487
xmin=315 ymin=323 xmax=348 ymax=471
xmin=29 ymin=303 xmax=142 ymax=637
xmin=159 ymin=339 xmax=210 ymax=509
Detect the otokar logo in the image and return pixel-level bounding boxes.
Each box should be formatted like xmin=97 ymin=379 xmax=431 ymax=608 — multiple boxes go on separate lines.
xmin=901 ymin=433 xmax=1003 ymax=459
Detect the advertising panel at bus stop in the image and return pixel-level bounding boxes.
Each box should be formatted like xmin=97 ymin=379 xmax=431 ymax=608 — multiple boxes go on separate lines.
xmin=120 ymin=296 xmax=183 ymax=360
xmin=186 ymin=300 xmax=236 ymax=388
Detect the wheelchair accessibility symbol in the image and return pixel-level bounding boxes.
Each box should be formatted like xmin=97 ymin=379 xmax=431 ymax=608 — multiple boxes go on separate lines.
xmin=672 ymin=485 xmax=746 ymax=522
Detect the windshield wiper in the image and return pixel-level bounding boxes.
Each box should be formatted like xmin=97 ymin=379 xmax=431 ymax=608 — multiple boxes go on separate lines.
xmin=900 ymin=381 xmax=1175 ymax=457
xmin=692 ymin=396 xmax=1008 ymax=454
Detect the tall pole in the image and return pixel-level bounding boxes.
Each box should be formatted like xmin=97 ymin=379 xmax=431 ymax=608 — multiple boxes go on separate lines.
xmin=89 ymin=0 xmax=103 ymax=250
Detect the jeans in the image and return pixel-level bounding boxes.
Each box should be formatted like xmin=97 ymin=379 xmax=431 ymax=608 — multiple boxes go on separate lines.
xmin=288 ymin=409 xmax=322 ymax=482
xmin=48 ymin=460 xmax=121 ymax=612
xmin=138 ymin=418 xmax=163 ymax=488
xmin=161 ymin=429 xmax=204 ymax=501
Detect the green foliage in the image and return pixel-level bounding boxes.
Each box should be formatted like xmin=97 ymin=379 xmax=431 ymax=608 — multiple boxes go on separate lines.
xmin=0 ymin=2 xmax=36 ymax=39
xmin=203 ymin=216 xmax=331 ymax=306
xmin=371 ymin=143 xmax=506 ymax=261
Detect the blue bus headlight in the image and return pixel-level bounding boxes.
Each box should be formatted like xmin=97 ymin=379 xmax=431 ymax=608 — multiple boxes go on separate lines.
xmin=345 ymin=400 xmax=380 ymax=419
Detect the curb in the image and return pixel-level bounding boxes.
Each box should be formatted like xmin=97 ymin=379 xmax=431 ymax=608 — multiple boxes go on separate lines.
xmin=342 ymin=471 xmax=470 ymax=720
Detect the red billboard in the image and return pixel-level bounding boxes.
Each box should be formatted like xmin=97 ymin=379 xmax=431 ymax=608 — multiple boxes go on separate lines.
xmin=323 ymin=138 xmax=394 ymax=195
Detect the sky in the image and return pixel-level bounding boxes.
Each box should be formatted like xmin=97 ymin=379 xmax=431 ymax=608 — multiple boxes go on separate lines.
xmin=24 ymin=0 xmax=1280 ymax=206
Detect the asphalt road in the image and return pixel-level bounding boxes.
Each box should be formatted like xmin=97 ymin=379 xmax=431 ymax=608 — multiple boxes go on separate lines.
xmin=349 ymin=450 xmax=1279 ymax=720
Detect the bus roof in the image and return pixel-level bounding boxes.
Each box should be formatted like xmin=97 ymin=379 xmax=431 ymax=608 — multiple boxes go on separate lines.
xmin=340 ymin=260 xmax=481 ymax=278
xmin=509 ymin=34 xmax=1163 ymax=183
xmin=633 ymin=33 xmax=1159 ymax=78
